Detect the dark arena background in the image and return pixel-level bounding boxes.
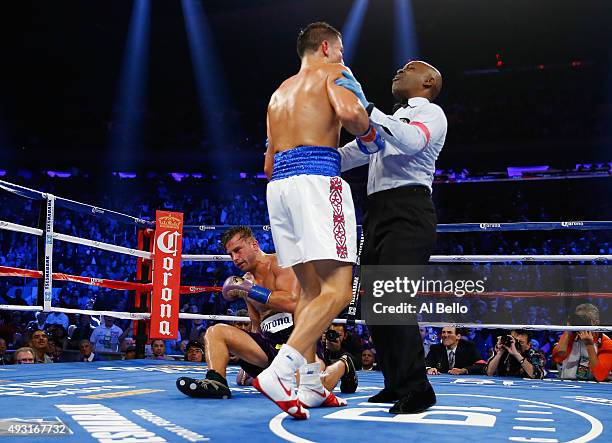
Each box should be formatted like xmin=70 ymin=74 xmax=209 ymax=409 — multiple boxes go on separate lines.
xmin=1 ymin=1 xmax=612 ymax=442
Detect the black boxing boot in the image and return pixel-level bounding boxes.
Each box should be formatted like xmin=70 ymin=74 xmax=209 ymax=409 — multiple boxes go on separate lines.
xmin=176 ymin=370 xmax=231 ymax=399
xmin=339 ymin=353 xmax=358 ymax=394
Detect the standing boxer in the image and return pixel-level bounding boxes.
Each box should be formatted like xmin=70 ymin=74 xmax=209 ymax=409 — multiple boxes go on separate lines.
xmin=255 ymin=22 xmax=380 ymax=419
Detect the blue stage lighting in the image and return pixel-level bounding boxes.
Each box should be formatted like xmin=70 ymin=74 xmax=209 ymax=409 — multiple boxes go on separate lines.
xmin=394 ymin=0 xmax=419 ymax=68
xmin=182 ymin=0 xmax=235 ymax=172
xmin=108 ymin=0 xmax=151 ymax=166
xmin=341 ymin=0 xmax=369 ymax=66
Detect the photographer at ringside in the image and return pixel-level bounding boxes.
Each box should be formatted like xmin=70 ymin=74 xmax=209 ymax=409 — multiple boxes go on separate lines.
xmin=323 ymin=324 xmax=362 ymax=371
xmin=553 ymin=303 xmax=612 ymax=382
xmin=486 ymin=329 xmax=546 ymax=379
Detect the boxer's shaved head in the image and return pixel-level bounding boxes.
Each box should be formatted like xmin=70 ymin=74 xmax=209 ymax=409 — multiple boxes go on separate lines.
xmin=297 ymin=22 xmax=342 ymax=58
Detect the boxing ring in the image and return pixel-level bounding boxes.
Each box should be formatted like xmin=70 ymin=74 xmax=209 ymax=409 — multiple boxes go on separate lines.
xmin=1 ymin=178 xmax=612 ymax=442
xmin=0 ymin=360 xmax=610 ymax=442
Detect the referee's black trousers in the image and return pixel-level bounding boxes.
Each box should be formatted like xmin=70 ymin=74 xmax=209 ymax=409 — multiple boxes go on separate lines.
xmin=361 ymin=185 xmax=437 ymax=395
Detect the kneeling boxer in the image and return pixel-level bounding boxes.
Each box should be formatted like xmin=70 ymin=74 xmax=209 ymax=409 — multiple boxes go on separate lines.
xmin=176 ymin=226 xmax=358 ymax=405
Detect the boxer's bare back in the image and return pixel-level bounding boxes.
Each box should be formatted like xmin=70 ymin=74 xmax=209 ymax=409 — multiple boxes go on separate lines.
xmin=264 ymin=63 xmax=368 ymax=177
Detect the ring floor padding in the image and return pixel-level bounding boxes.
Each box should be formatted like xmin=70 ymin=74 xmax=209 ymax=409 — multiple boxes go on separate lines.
xmin=0 ymin=360 xmax=610 ymax=442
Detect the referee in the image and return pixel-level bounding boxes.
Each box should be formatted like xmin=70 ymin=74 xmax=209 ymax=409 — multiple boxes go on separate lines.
xmin=336 ymin=60 xmax=447 ymax=414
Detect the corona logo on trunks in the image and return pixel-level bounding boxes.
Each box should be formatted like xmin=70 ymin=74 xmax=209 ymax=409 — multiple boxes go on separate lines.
xmin=150 ymin=211 xmax=184 ymax=339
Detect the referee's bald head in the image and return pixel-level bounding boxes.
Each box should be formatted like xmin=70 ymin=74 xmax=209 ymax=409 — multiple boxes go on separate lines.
xmin=417 ymin=61 xmax=443 ymax=100
xmin=392 ymin=60 xmax=443 ymax=102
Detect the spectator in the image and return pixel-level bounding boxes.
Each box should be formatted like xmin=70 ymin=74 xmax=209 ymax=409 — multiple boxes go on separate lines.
xmin=361 ymin=348 xmax=377 ymax=371
xmin=46 ymin=311 xmax=69 ymax=330
xmin=78 ymin=339 xmax=99 ymax=362
xmin=14 ymin=347 xmax=35 ymax=364
xmin=420 ymin=327 xmax=437 ymax=356
xmin=26 ymin=312 xmax=48 ymax=332
xmin=2 ymin=288 xmax=29 ymax=306
xmin=47 ymin=324 xmax=68 ymax=349
xmin=426 ymin=326 xmax=486 ymax=375
xmin=463 ymin=328 xmax=493 ymax=360
xmin=553 ymin=304 xmax=612 ymax=381
xmin=486 ymin=330 xmax=546 ymax=379
xmin=124 ymin=346 xmax=137 ymax=360
xmin=234 ymin=309 xmax=251 ymax=332
xmin=28 ymin=329 xmax=53 ymax=363
xmin=188 ymin=319 xmax=208 ymax=342
xmin=67 ymin=314 xmax=96 ymax=350
xmin=184 ymin=340 xmax=205 ymax=362
xmin=46 ymin=338 xmax=65 ymax=363
xmin=149 ymin=339 xmax=174 ymax=360
xmin=0 ymin=337 xmax=10 ymax=365
xmin=120 ymin=337 xmax=136 ymax=354
xmin=90 ymin=316 xmax=123 ymax=354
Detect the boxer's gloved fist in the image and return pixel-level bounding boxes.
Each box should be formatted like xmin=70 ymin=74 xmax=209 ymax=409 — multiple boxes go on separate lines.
xmin=236 ymin=368 xmax=254 ymax=386
xmin=356 ymin=126 xmax=385 ymax=154
xmin=222 ymin=276 xmax=253 ymax=301
xmin=335 ymin=70 xmax=368 ymax=107
xmin=222 ymin=275 xmax=272 ymax=304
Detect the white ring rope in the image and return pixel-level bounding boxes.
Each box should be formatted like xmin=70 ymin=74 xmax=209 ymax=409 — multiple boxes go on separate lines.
xmin=429 ymin=254 xmax=612 ymax=262
xmin=181 ymin=253 xmax=611 ymax=263
xmin=0 ymin=219 xmax=43 ymax=237
xmin=52 ymin=232 xmax=152 ymax=259
xmin=0 ymin=220 xmax=150 ymax=259
xmin=1 ymin=305 xmax=610 ymax=332
xmin=181 ymin=254 xmax=230 ymax=262
xmin=3 ymin=222 xmax=610 ymax=263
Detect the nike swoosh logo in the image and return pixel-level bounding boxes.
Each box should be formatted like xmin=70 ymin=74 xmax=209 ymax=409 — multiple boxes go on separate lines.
xmin=308 ymin=388 xmax=327 ymax=398
xmin=276 ymin=374 xmax=292 ymax=397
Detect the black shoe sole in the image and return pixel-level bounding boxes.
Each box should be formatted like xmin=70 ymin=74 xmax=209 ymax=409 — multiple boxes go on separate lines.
xmin=176 ymin=377 xmax=231 ymax=399
xmin=389 ymin=390 xmax=436 ymax=414
xmin=368 ymin=390 xmax=398 ymax=403
xmin=389 ymin=399 xmax=436 ymax=414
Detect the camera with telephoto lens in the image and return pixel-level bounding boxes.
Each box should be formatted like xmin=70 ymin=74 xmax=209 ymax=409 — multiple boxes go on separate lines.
xmin=325 ymin=329 xmax=341 ymax=342
xmin=501 ymin=335 xmax=514 ymax=348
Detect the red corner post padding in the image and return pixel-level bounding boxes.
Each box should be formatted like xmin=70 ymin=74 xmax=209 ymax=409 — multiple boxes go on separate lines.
xmin=150 ymin=211 xmax=184 ymax=340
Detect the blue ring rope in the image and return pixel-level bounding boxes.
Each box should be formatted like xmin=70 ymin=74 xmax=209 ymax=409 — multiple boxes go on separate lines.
xmin=2 ymin=179 xmax=611 ymax=233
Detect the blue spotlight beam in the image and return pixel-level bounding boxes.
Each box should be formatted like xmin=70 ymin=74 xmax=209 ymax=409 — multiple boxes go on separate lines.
xmin=341 ymin=0 xmax=369 ymax=66
xmin=108 ymin=0 xmax=151 ymax=164
xmin=394 ymin=0 xmax=419 ymax=68
xmin=182 ymin=0 xmax=235 ymax=169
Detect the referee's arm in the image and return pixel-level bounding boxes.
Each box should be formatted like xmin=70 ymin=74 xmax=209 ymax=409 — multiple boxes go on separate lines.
xmin=369 ymin=104 xmax=446 ymax=155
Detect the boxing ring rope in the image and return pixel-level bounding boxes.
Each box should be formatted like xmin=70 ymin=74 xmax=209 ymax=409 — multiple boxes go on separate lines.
xmin=182 ymin=221 xmax=612 ymax=233
xmin=180 ymin=253 xmax=612 ymax=262
xmin=1 ymin=178 xmax=611 ymax=335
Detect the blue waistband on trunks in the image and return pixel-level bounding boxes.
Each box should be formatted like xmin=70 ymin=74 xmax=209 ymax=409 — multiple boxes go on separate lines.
xmin=271 ymin=146 xmax=341 ymax=181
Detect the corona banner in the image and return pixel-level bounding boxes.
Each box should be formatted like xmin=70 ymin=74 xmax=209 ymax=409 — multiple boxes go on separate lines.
xmin=150 ymin=211 xmax=183 ymax=339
